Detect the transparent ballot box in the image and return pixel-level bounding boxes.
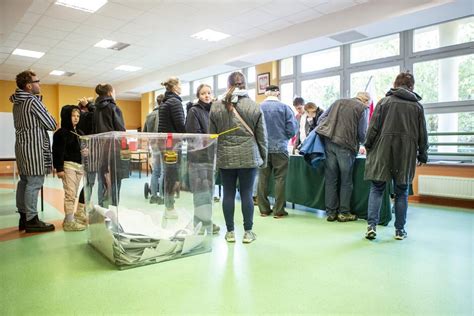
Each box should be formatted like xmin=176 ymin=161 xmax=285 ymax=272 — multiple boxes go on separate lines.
xmin=81 ymin=132 xmax=217 ymax=269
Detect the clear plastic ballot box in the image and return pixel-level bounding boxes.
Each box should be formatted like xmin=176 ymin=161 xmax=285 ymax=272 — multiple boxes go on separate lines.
xmin=80 ymin=131 xmax=217 ymax=269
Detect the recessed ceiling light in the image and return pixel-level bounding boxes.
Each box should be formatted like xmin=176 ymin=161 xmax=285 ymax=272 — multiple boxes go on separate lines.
xmin=12 ymin=48 xmax=45 ymax=58
xmin=55 ymin=0 xmax=107 ymax=13
xmin=115 ymin=65 xmax=141 ymax=72
xmin=94 ymin=39 xmax=117 ymax=49
xmin=49 ymin=70 xmax=75 ymax=76
xmin=50 ymin=70 xmax=65 ymax=76
xmin=191 ymin=29 xmax=230 ymax=42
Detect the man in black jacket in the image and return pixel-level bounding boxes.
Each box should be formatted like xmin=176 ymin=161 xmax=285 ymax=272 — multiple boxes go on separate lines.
xmin=364 ymin=72 xmax=428 ymax=240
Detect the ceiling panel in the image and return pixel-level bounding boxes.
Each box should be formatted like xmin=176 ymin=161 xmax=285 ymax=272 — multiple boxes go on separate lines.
xmin=28 ymin=26 xmax=69 ymax=40
xmin=13 ymin=23 xmax=34 ymax=33
xmin=26 ymin=0 xmax=53 ymax=15
xmin=36 ymin=16 xmax=80 ymax=32
xmin=19 ymin=12 xmax=43 ymax=25
xmin=85 ymin=14 xmax=128 ymax=31
xmin=21 ymin=35 xmax=60 ymax=47
xmin=43 ymin=3 xmax=90 ymax=21
xmin=313 ymin=0 xmax=357 ymax=14
xmin=96 ymin=2 xmax=145 ymax=20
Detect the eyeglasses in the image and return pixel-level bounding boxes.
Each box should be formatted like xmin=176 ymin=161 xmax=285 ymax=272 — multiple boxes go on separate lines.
xmin=29 ymin=80 xmax=40 ymax=84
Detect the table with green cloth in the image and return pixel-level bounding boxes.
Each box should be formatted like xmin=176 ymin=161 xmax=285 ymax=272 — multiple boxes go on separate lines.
xmin=216 ymin=155 xmax=392 ymax=226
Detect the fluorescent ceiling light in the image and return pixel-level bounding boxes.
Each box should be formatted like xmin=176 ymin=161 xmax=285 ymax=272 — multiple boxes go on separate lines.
xmin=94 ymin=39 xmax=117 ymax=49
xmin=12 ymin=48 xmax=45 ymax=58
xmin=55 ymin=0 xmax=107 ymax=13
xmin=191 ymin=29 xmax=230 ymax=42
xmin=115 ymin=65 xmax=141 ymax=72
xmin=50 ymin=70 xmax=65 ymax=76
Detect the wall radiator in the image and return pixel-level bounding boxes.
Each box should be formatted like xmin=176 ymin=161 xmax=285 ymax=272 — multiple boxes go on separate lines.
xmin=418 ymin=175 xmax=474 ymax=200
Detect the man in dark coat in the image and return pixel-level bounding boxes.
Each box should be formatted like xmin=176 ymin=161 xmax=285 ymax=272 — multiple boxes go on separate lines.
xmin=316 ymin=92 xmax=370 ymax=222
xmin=364 ymin=72 xmax=428 ymax=241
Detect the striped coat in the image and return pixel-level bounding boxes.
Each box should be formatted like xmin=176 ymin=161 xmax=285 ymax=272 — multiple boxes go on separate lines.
xmin=10 ymin=89 xmax=57 ymax=175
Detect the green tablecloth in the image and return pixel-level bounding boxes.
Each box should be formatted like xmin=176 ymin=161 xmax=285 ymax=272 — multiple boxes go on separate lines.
xmin=215 ymin=155 xmax=391 ymax=225
xmin=276 ymin=155 xmax=392 ymax=225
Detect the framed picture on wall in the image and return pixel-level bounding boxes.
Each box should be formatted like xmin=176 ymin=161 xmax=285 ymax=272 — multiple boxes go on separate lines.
xmin=257 ymin=72 xmax=270 ymax=94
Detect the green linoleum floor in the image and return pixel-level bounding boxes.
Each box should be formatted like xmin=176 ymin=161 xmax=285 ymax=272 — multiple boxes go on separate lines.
xmin=0 ymin=176 xmax=473 ymax=315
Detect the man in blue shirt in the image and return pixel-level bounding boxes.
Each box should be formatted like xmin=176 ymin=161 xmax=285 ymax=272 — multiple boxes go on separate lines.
xmin=257 ymin=85 xmax=298 ymax=218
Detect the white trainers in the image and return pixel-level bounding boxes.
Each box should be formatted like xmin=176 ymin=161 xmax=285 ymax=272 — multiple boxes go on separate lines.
xmin=242 ymin=230 xmax=257 ymax=244
xmin=225 ymin=231 xmax=235 ymax=243
xmin=164 ymin=209 xmax=178 ymax=219
xmin=63 ymin=220 xmax=86 ymax=232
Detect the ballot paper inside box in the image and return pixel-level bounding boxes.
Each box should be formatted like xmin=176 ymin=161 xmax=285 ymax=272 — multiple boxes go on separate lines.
xmin=80 ymin=131 xmax=218 ymax=269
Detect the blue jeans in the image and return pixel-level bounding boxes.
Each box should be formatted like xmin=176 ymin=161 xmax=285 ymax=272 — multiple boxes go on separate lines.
xmin=220 ymin=168 xmax=257 ymax=232
xmin=367 ymin=180 xmax=408 ymax=229
xmin=324 ymin=141 xmax=356 ymax=215
xmin=150 ymin=154 xmax=162 ymax=197
xmin=16 ymin=175 xmax=45 ymax=221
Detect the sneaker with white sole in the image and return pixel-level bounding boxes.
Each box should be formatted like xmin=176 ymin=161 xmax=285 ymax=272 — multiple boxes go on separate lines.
xmin=63 ymin=220 xmax=86 ymax=232
xmin=242 ymin=230 xmax=257 ymax=244
xmin=365 ymin=225 xmax=376 ymax=240
xmin=225 ymin=231 xmax=235 ymax=243
xmin=395 ymin=229 xmax=407 ymax=240
xmin=164 ymin=209 xmax=178 ymax=219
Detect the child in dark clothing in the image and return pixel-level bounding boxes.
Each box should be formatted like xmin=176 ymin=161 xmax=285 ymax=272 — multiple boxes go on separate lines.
xmin=53 ymin=105 xmax=86 ymax=231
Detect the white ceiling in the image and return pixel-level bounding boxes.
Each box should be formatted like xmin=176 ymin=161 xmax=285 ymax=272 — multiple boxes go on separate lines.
xmin=0 ymin=0 xmax=472 ymax=100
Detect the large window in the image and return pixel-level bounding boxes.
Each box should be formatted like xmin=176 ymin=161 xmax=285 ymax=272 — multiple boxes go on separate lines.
xmin=280 ymin=82 xmax=294 ymax=107
xmin=350 ymin=66 xmax=400 ymax=102
xmin=301 ymin=47 xmax=340 ymax=73
xmin=301 ymin=76 xmax=340 ymax=109
xmin=277 ymin=16 xmax=473 ymax=161
xmin=350 ymin=34 xmax=400 ymax=63
xmin=280 ymin=57 xmax=293 ymax=77
xmin=180 ymin=82 xmax=190 ymax=98
xmin=192 ymin=76 xmax=214 ymax=94
xmin=426 ymin=112 xmax=474 ymax=154
xmin=247 ymin=66 xmax=256 ymax=84
xmin=413 ymin=16 xmax=474 ymax=52
xmin=413 ymin=54 xmax=474 ymax=103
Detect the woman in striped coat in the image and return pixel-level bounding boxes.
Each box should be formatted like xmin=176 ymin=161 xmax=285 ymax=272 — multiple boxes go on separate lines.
xmin=10 ymin=70 xmax=57 ymax=233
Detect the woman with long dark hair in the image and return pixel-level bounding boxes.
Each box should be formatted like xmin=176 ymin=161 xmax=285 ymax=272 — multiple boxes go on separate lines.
xmin=209 ymin=72 xmax=267 ymax=244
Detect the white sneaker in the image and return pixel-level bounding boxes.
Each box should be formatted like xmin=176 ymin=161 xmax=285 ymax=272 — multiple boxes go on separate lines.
xmin=63 ymin=220 xmax=86 ymax=232
xmin=242 ymin=230 xmax=256 ymax=244
xmin=225 ymin=231 xmax=235 ymax=243
xmin=164 ymin=209 xmax=178 ymax=219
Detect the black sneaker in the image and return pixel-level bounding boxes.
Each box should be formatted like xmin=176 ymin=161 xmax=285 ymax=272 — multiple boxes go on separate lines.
xmin=327 ymin=213 xmax=338 ymax=222
xmin=365 ymin=226 xmax=376 ymax=240
xmin=25 ymin=216 xmax=55 ymax=233
xmin=395 ymin=229 xmax=407 ymax=240
xmin=337 ymin=212 xmax=358 ymax=222
xmin=18 ymin=212 xmax=26 ymax=231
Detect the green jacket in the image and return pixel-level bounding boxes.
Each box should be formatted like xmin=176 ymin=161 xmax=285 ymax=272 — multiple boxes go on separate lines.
xmin=209 ymin=95 xmax=267 ymax=169
xmin=364 ymin=87 xmax=428 ymax=184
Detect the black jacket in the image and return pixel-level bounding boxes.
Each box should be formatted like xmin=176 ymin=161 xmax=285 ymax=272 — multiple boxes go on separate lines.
xmin=77 ymin=102 xmax=95 ymax=135
xmin=185 ymin=100 xmax=211 ymax=134
xmin=53 ymin=105 xmax=83 ymax=172
xmin=93 ymin=96 xmax=126 ymax=133
xmin=158 ymin=92 xmax=185 ymax=133
xmin=364 ymin=87 xmax=428 ymax=184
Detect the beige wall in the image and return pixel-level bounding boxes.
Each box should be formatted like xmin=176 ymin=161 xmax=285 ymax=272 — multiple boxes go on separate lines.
xmin=0 ymin=79 xmax=140 ymax=128
xmin=255 ymin=61 xmax=279 ymax=103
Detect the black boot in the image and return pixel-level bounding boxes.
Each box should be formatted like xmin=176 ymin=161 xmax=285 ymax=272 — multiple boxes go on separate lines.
xmin=25 ymin=216 xmax=55 ymax=233
xmin=18 ymin=212 xmax=26 ymax=231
